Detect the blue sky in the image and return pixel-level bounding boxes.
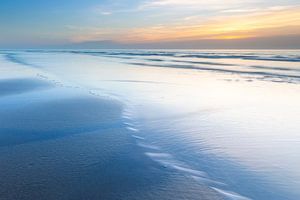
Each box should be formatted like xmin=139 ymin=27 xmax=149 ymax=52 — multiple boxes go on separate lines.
xmin=1 ymin=0 xmax=300 ymax=48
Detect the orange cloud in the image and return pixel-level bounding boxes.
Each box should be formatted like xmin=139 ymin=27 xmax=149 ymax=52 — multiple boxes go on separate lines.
xmin=118 ymin=6 xmax=300 ymax=43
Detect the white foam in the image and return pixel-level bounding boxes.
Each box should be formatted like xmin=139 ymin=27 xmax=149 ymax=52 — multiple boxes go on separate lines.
xmin=126 ymin=127 xmax=139 ymax=132
xmin=124 ymin=122 xmax=135 ymax=126
xmin=132 ymin=135 xmax=145 ymax=140
xmin=122 ymin=115 xmax=132 ymax=120
xmin=145 ymin=152 xmax=172 ymax=159
xmin=122 ymin=114 xmax=132 ymax=118
xmin=211 ymin=187 xmax=251 ymax=200
xmin=171 ymin=165 xmax=207 ymax=177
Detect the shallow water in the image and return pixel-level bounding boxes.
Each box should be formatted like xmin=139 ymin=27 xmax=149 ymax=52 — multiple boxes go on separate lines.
xmin=0 ymin=49 xmax=300 ymax=200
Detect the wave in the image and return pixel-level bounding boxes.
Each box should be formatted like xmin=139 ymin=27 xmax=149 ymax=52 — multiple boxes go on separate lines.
xmin=66 ymin=50 xmax=300 ymax=63
xmin=177 ymin=54 xmax=300 ymax=62
xmin=171 ymin=59 xmax=236 ymax=66
xmin=211 ymin=187 xmax=252 ymax=200
xmin=127 ymin=62 xmax=300 ymax=82
xmin=5 ymin=49 xmax=300 ymax=63
xmin=4 ymin=53 xmax=38 ymax=68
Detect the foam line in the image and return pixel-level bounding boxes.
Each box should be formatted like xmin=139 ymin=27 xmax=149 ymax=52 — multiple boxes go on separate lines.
xmin=123 ymin=115 xmax=133 ymax=119
xmin=128 ymin=62 xmax=300 ymax=80
xmin=211 ymin=187 xmax=251 ymax=200
xmin=171 ymin=165 xmax=207 ymax=177
xmin=126 ymin=127 xmax=139 ymax=132
xmin=145 ymin=152 xmax=172 ymax=158
xmin=132 ymin=135 xmax=145 ymax=140
xmin=122 ymin=116 xmax=132 ymax=120
xmin=124 ymin=122 xmax=135 ymax=126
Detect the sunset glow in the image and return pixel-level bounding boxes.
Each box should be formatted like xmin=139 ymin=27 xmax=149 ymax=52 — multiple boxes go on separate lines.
xmin=0 ymin=0 xmax=299 ymax=48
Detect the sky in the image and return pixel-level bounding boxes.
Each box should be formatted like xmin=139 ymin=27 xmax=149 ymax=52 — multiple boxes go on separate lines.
xmin=0 ymin=0 xmax=300 ymax=49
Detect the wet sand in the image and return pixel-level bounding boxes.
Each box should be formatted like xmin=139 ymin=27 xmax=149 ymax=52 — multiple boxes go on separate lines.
xmin=0 ymin=60 xmax=222 ymax=200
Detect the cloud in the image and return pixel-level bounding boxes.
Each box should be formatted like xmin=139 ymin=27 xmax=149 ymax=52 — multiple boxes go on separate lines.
xmin=221 ymin=5 xmax=295 ymax=13
xmin=66 ymin=26 xmax=121 ymax=43
xmin=100 ymin=11 xmax=112 ymax=15
xmin=145 ymin=0 xmax=203 ymax=6
xmin=140 ymin=0 xmax=246 ymax=9
xmin=69 ymin=4 xmax=300 ymax=45
xmin=120 ymin=6 xmax=300 ymax=43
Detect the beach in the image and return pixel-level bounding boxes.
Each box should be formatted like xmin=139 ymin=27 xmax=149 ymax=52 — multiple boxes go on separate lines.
xmin=0 ymin=50 xmax=300 ymax=200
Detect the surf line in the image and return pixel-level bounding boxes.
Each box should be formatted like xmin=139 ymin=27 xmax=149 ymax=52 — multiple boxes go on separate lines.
xmin=145 ymin=149 xmax=252 ymax=199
